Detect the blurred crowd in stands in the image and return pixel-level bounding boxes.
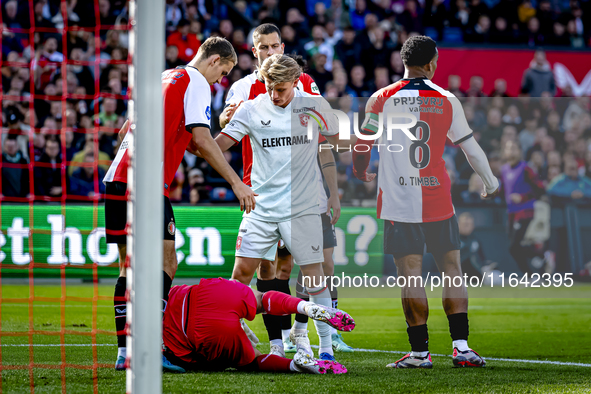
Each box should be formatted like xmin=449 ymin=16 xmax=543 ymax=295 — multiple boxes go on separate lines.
xmin=1 ymin=0 xmax=591 ymax=208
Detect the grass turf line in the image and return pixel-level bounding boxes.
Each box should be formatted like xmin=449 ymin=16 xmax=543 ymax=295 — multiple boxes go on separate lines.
xmin=1 ymin=284 xmax=590 ymax=393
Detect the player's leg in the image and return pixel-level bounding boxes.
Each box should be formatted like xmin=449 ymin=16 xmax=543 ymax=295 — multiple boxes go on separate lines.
xmin=256 ymin=256 xmax=284 ymax=356
xmin=105 ymin=181 xmax=129 ymax=370
xmin=384 ymin=220 xmax=432 ymax=369
xmin=275 ymin=249 xmax=295 ymax=352
xmin=250 ymin=288 xmax=355 ymax=332
xmin=320 ymin=214 xmax=353 ymax=352
xmin=257 ymin=258 xmax=276 ymax=280
xmin=239 ymin=351 xmax=347 ymax=375
xmin=161 ymin=197 xmax=186 ymax=373
xmin=239 ymin=285 xmax=350 ymax=375
xmin=162 ymin=197 xmax=178 ymax=312
xmin=298 ymin=262 xmax=336 ymax=359
xmin=162 ymin=239 xmax=177 ymax=308
xmin=323 ymin=247 xmax=352 ymax=352
xmin=113 ymin=244 xmax=127 ymax=370
xmin=232 ymin=217 xmax=280 ymax=285
xmin=394 ymin=253 xmax=431 ymax=362
xmin=232 ymin=257 xmax=264 ymax=284
xmin=279 ymin=214 xmax=332 ymax=359
xmin=291 ymin=269 xmax=310 ymax=347
xmin=430 ymin=216 xmax=485 ymax=368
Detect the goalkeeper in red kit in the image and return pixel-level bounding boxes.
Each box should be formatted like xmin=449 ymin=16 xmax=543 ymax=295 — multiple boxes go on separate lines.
xmin=161 ymin=278 xmax=355 ymax=374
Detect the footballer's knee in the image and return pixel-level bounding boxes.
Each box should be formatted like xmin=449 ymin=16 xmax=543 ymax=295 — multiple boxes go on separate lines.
xmin=322 ymin=248 xmax=334 ymax=276
xmin=257 ymin=259 xmax=276 ymax=280
xmin=232 ymin=257 xmax=259 ymax=285
xmin=438 ymin=250 xmax=462 ymax=274
xmin=395 ymin=254 xmax=423 ymax=276
xmin=299 ymin=262 xmax=325 ymax=287
xmin=275 ymin=255 xmax=293 ymax=280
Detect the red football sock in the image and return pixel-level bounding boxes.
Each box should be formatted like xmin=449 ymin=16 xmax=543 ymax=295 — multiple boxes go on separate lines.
xmin=255 ymin=354 xmax=293 ymax=372
xmin=262 ymin=291 xmax=302 ymax=316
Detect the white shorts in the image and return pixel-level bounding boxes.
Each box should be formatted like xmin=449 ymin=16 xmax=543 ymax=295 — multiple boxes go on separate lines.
xmin=235 ymin=214 xmax=324 ymax=266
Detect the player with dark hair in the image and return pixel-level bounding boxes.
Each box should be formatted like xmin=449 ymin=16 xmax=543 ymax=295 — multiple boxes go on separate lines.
xmin=104 ymin=37 xmax=256 ymax=372
xmin=353 ymin=35 xmax=499 ymax=368
xmin=162 ymin=277 xmax=354 ymax=374
xmin=219 ymin=23 xmax=348 ymax=359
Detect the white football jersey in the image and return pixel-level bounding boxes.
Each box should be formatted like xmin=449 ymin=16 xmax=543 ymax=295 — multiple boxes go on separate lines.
xmin=222 ymin=90 xmax=338 ymax=222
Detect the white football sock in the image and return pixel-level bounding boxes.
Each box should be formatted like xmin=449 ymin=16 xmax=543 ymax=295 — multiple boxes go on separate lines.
xmin=293 ymin=320 xmax=308 ymax=331
xmin=270 ymin=339 xmax=283 ymax=349
xmin=296 ymin=301 xmax=313 ymax=315
xmin=453 ymin=339 xmax=470 ymax=352
xmin=289 ymin=360 xmax=299 ymax=372
xmin=308 ymin=285 xmax=333 ymax=356
xmin=281 ymin=329 xmax=291 ymax=342
xmin=117 ymin=347 xmax=127 ymax=359
xmin=330 ymin=327 xmax=337 ymax=335
xmin=411 ymin=351 xmax=429 ymax=358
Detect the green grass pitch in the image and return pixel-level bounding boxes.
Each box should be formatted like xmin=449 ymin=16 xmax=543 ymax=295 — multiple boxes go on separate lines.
xmin=1 ymin=283 xmax=591 ymax=393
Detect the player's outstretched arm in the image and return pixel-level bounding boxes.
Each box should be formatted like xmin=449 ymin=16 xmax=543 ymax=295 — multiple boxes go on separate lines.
xmin=319 ymin=147 xmax=341 ymax=225
xmin=459 ymin=137 xmax=500 ymax=199
xmin=192 ymin=127 xmax=257 ymax=213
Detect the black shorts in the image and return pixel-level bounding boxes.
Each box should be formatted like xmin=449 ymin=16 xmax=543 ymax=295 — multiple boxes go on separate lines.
xmin=105 ymin=181 xmax=176 ymax=244
xmin=321 ymin=213 xmax=337 ymax=249
xmin=384 ymin=215 xmax=460 ymax=260
xmin=276 ymin=213 xmax=337 ymax=257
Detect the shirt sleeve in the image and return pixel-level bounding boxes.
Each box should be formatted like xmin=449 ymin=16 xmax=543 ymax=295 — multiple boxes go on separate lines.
xmin=300 ymin=73 xmax=321 ymax=96
xmin=184 ymin=74 xmax=211 ymax=132
xmin=317 ymin=97 xmax=339 ymax=137
xmin=447 ymin=96 xmax=474 ymax=145
xmin=220 ymin=104 xmax=250 ymax=144
xmin=224 ymin=78 xmax=250 ymax=107
xmin=360 ymin=92 xmax=387 ymax=135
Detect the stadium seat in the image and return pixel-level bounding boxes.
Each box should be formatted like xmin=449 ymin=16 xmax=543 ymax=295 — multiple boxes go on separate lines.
xmin=443 ymin=27 xmax=464 ymax=43
xmin=424 ymin=27 xmax=439 ymax=40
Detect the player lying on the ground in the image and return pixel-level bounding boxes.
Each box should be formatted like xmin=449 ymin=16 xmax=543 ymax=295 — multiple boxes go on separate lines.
xmin=162 ymin=278 xmax=355 ymax=374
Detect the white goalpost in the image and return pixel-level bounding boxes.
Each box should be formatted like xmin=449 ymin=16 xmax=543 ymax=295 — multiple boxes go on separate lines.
xmin=127 ymin=0 xmax=165 ymax=393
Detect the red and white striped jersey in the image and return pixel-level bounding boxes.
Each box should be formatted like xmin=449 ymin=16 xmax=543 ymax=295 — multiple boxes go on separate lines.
xmin=360 ymin=78 xmax=473 ymax=223
xmin=224 ymin=71 xmax=320 ymax=187
xmin=103 ymin=121 xmax=132 ymax=184
xmin=103 ymin=66 xmax=211 ymax=197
